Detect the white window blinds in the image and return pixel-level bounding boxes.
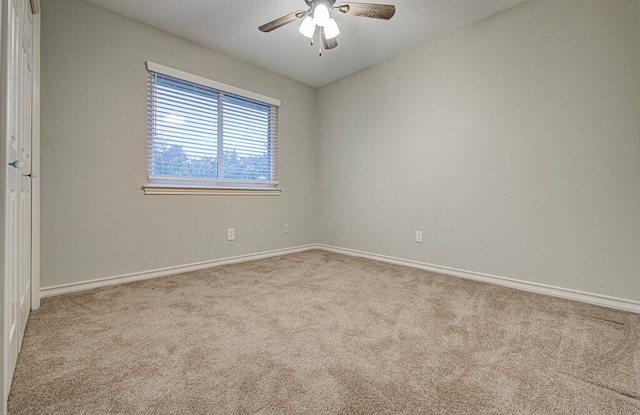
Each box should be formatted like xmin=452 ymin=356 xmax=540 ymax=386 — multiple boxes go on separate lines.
xmin=146 ymin=62 xmax=279 ymax=188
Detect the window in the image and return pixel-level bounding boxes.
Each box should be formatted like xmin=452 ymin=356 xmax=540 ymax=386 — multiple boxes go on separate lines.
xmin=143 ymin=62 xmax=280 ymax=195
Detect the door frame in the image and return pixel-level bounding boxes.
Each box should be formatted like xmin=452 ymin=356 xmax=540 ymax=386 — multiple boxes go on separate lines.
xmin=29 ymin=0 xmax=39 ymax=311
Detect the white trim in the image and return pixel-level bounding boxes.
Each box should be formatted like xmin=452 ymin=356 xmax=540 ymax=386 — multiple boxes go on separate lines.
xmin=316 ymin=245 xmax=640 ymax=314
xmin=39 ymin=243 xmax=640 ymax=314
xmin=41 ymin=245 xmax=315 ymax=297
xmin=142 ymin=183 xmax=281 ymax=196
xmin=30 ymin=10 xmax=39 ymax=310
xmin=145 ymin=61 xmax=281 ymax=107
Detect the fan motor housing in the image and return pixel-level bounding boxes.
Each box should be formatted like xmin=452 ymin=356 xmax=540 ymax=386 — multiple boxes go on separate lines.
xmin=305 ymin=0 xmax=338 ymax=7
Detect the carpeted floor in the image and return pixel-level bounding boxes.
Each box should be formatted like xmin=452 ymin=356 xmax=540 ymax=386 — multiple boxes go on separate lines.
xmin=8 ymin=250 xmax=640 ymax=414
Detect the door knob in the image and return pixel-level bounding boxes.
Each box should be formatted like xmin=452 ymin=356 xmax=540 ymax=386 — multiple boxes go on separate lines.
xmin=9 ymin=160 xmax=24 ymax=169
xmin=23 ymin=173 xmax=37 ymax=178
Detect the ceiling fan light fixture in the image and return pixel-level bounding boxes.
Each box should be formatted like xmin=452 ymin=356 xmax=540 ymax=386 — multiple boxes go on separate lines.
xmin=259 ymin=1 xmax=396 ymax=53
xmin=323 ymin=18 xmax=340 ymax=40
xmin=313 ymin=3 xmax=330 ymax=27
xmin=298 ymin=15 xmax=316 ymax=38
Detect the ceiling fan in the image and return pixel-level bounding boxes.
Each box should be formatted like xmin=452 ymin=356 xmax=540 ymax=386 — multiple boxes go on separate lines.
xmin=259 ymin=1 xmax=396 ymax=54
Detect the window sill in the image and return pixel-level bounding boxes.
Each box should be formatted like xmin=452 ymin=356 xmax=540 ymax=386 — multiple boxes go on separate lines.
xmin=142 ymin=183 xmax=281 ymax=196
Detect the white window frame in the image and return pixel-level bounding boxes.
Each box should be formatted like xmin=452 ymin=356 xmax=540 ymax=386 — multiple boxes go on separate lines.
xmin=143 ymin=62 xmax=281 ymax=196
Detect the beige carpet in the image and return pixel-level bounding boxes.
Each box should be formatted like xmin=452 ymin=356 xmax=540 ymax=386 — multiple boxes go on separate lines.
xmin=8 ymin=250 xmax=640 ymax=414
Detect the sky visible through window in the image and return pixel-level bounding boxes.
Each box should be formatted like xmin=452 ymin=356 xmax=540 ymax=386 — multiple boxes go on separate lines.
xmin=150 ymin=73 xmax=273 ymax=182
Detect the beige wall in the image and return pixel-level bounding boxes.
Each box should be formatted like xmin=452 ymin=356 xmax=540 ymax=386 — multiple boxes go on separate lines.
xmin=317 ymin=0 xmax=640 ymax=301
xmin=41 ymin=0 xmax=318 ymax=288
xmin=42 ymin=0 xmax=639 ymax=303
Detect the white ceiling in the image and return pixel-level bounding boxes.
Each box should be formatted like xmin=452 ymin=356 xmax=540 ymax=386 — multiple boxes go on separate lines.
xmin=83 ymin=0 xmax=527 ymax=88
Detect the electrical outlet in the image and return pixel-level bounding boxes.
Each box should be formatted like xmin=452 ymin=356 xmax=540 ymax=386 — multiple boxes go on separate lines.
xmin=416 ymin=231 xmax=423 ymax=243
xmin=227 ymin=228 xmax=236 ymax=241
xmin=283 ymin=224 xmax=289 ymax=234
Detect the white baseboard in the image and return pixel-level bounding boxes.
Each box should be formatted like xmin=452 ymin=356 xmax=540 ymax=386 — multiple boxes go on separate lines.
xmin=316 ymin=244 xmax=640 ymax=314
xmin=41 ymin=243 xmax=639 ymax=314
xmin=40 ymin=245 xmax=317 ymax=298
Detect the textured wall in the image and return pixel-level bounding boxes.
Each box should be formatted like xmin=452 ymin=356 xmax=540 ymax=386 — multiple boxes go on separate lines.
xmin=41 ymin=0 xmax=318 ymax=288
xmin=317 ymin=0 xmax=640 ymax=301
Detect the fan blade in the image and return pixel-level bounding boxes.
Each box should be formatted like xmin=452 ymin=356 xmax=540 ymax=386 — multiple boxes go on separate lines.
xmin=322 ymin=29 xmax=338 ymax=50
xmin=337 ymin=2 xmax=396 ymax=20
xmin=259 ymin=10 xmax=306 ymax=32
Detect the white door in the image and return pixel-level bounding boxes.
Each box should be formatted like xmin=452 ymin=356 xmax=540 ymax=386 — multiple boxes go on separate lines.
xmin=3 ymin=0 xmax=33 ymax=403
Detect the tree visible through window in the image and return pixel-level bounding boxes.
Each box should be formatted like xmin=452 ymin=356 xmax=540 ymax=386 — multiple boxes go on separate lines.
xmin=147 ymin=67 xmax=279 ymax=188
